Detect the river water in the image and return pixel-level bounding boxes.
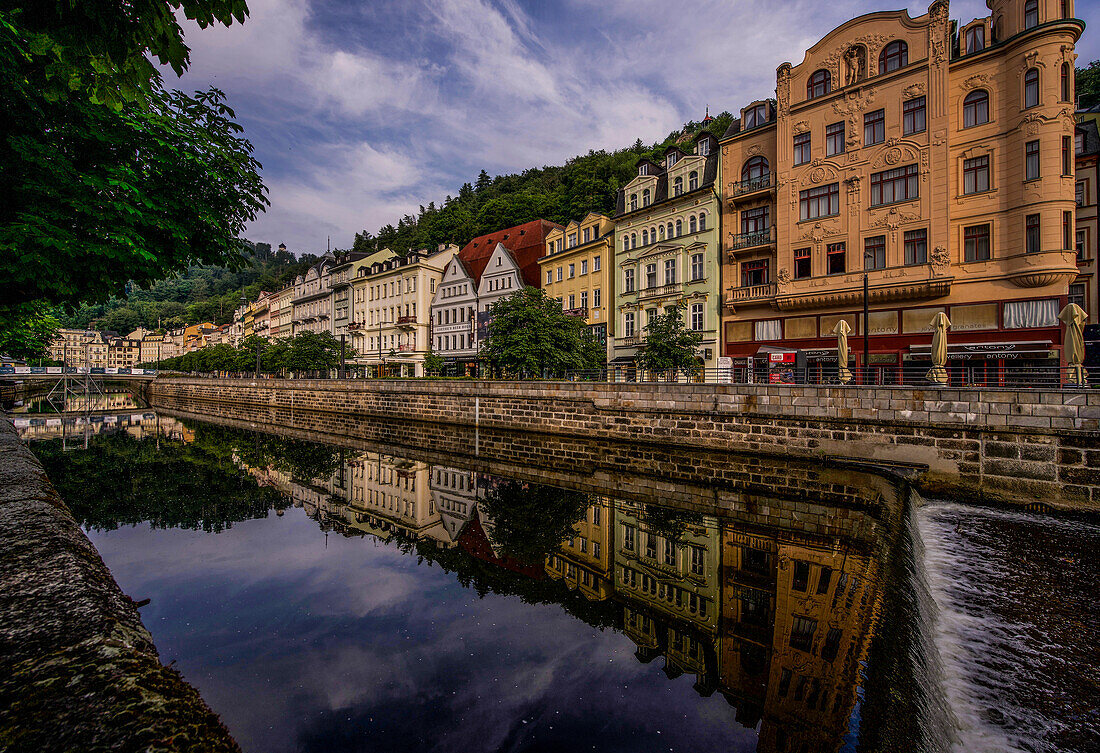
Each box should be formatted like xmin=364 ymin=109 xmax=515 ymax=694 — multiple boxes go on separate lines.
xmin=14 ymin=395 xmax=1100 ymax=753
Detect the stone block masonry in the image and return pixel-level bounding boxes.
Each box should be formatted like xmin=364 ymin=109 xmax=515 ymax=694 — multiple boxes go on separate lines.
xmin=144 ymin=378 xmax=1100 ymax=512
xmin=0 ymin=416 xmax=240 ymax=752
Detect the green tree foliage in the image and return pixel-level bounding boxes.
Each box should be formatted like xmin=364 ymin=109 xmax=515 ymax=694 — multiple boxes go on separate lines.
xmin=146 ymin=332 xmax=354 ymax=374
xmin=481 ymin=287 xmax=604 ymax=377
xmin=0 ymin=1 xmax=266 ymax=332
xmin=0 ymin=301 xmax=61 ymax=360
xmin=476 ymin=480 xmax=591 ymax=566
xmin=423 ymin=350 xmax=444 ymax=375
xmin=1078 ymin=60 xmax=1100 ymax=109
xmin=636 ymin=305 xmax=702 ymax=375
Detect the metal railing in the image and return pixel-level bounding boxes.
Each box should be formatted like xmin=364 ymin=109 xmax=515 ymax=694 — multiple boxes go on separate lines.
xmin=729 ymin=175 xmax=773 ymax=197
xmin=728 ymin=228 xmax=775 ymax=251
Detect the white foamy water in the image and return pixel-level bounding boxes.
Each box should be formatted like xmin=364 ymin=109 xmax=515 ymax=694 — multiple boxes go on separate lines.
xmin=915 ymin=502 xmax=1100 ymax=753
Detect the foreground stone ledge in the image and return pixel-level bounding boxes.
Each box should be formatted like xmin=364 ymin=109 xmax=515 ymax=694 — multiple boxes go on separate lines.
xmin=0 ymin=417 xmax=239 ymax=753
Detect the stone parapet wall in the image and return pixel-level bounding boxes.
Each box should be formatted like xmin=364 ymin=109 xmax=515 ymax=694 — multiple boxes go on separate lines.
xmin=0 ymin=416 xmax=239 ymax=752
xmin=144 ymin=378 xmax=1100 ymax=511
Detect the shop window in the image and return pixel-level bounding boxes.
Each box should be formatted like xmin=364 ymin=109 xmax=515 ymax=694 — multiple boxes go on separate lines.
xmin=1003 ymin=298 xmax=1058 ymax=328
xmin=754 ymin=319 xmax=782 ymax=341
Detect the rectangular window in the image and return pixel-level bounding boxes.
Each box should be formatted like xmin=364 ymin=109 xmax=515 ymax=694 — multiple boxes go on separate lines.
xmin=581 ymin=259 xmax=588 ymax=275
xmin=624 ymin=268 xmax=635 ymax=293
xmin=870 ymin=164 xmax=919 ymax=206
xmin=864 ymin=109 xmax=886 ymax=146
xmin=623 ymin=311 xmax=634 ymax=337
xmin=568 ymin=294 xmax=576 ymax=310
xmin=593 ymin=255 xmax=601 ymax=271
xmin=580 ymin=290 xmax=588 ymax=309
xmin=691 ymin=252 xmax=704 ymax=281
xmin=904 ymin=229 xmax=928 ymax=265
xmin=568 ymin=263 xmax=575 ymax=278
xmin=800 ymin=183 xmax=840 ymax=220
xmin=690 ymin=546 xmax=705 ymax=575
xmin=822 ymin=627 xmax=843 ymax=662
xmin=690 ymin=303 xmax=704 ymax=331
xmin=794 ymin=247 xmax=811 ymax=279
xmin=741 ymin=206 xmax=770 ymax=235
xmin=754 ymin=319 xmax=782 ymax=341
xmin=827 ymin=242 xmax=847 ymax=274
xmin=817 ymin=566 xmax=833 ymax=595
xmin=794 ymin=132 xmax=811 ymax=165
xmin=963 ymin=156 xmax=990 ymax=194
xmin=1078 ymin=229 xmax=1088 ymax=261
xmin=741 ymin=259 xmax=768 ymax=287
xmin=583 ymin=227 xmax=591 ymax=243
xmin=826 ymin=122 xmax=845 ymax=155
xmin=965 ymin=25 xmax=985 ymax=54
xmin=593 ymin=288 xmax=601 ymax=307
xmin=1026 ymin=213 xmax=1041 ymax=253
xmin=623 ymin=524 xmax=635 ymax=551
xmin=556 ymin=267 xmax=563 ymax=282
xmin=1026 ymin=140 xmax=1041 ymax=181
xmin=592 ymin=506 xmax=601 ymax=525
xmin=1063 ymin=136 xmax=1073 ymax=176
xmin=792 ymin=560 xmax=810 ymax=592
xmin=664 ymin=259 xmax=676 ymax=285
xmin=743 ymin=103 xmax=767 ymax=129
xmin=964 ymin=224 xmax=991 ymax=261
xmin=546 ymin=269 xmax=553 ymax=285
xmin=1065 ymin=210 xmax=1074 ymax=250
xmin=645 ymin=533 xmax=657 ymax=559
xmin=1070 ymin=283 xmax=1086 ymax=310
xmin=663 ymin=539 xmax=675 ymax=566
xmin=1078 ymin=181 xmax=1087 ymax=207
xmin=903 ymin=96 xmax=926 ymax=135
xmin=864 ymin=235 xmax=886 ymax=270
xmin=645 ymin=263 xmax=657 ymax=289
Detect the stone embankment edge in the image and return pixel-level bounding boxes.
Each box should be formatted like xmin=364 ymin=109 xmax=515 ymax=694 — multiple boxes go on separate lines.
xmin=0 ymin=415 xmax=240 ymax=753
xmin=142 ymin=377 xmax=1100 ymax=512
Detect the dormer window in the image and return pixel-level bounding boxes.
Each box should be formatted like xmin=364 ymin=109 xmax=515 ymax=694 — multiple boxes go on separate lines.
xmin=639 ymin=163 xmax=651 ymax=176
xmin=697 ymin=138 xmax=710 ymax=156
xmin=965 ymin=24 xmax=985 ymax=54
xmin=667 ymin=152 xmax=679 ymax=169
xmin=742 ymin=104 xmax=767 ymax=129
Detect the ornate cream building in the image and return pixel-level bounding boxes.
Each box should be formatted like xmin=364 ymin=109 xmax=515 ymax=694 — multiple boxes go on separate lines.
xmin=720 ymin=0 xmax=1084 ymax=384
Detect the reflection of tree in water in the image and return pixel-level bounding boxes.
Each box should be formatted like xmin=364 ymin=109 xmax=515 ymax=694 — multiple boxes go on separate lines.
xmin=33 ymin=432 xmax=285 ymax=533
xmin=641 ymin=503 xmax=705 ymax=545
xmin=476 ymin=480 xmax=590 ymax=566
xmin=190 ymin=424 xmax=342 ymax=483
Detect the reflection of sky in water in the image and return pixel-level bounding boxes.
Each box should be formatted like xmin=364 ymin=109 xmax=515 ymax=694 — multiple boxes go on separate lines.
xmin=88 ymin=510 xmax=757 ymax=753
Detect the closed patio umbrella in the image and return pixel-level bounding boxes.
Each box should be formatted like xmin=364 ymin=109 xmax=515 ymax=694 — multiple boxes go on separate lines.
xmin=926 ymin=312 xmax=951 ymax=385
xmin=1058 ymin=302 xmax=1088 ymax=386
xmin=832 ymin=319 xmax=852 ymax=384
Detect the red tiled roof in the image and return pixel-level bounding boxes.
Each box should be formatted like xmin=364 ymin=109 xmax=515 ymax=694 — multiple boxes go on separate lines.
xmin=458 ymin=219 xmax=562 ymax=287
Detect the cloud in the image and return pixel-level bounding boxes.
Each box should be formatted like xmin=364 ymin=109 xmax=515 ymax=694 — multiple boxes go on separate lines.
xmin=165 ymin=0 xmax=1100 ymax=254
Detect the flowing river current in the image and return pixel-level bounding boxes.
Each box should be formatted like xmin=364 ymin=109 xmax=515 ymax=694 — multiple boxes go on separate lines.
xmin=12 ymin=393 xmax=1100 ymax=753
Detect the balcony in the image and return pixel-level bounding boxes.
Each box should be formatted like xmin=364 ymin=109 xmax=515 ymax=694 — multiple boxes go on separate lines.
xmin=616 ymin=333 xmax=644 ymax=347
xmin=637 ymin=282 xmax=682 ymax=301
xmin=723 ymin=283 xmax=777 ymax=312
xmin=727 ymin=228 xmax=776 ymax=256
xmin=397 ymin=344 xmax=416 ymax=352
xmin=347 ymin=322 xmax=365 ymax=331
xmin=396 ymin=315 xmax=417 ymax=328
xmin=562 ymin=307 xmax=588 ymax=318
xmin=726 ymin=175 xmax=774 ymax=205
xmin=1004 ymin=248 xmax=1079 ymax=289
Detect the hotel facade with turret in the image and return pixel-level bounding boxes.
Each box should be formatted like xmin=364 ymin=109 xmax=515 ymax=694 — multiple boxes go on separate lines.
xmin=718 ymin=0 xmax=1083 ymax=383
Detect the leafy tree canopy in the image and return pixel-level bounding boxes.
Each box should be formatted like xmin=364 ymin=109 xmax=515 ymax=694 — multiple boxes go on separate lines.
xmin=0 ymin=302 xmax=60 ymax=360
xmin=0 ymin=1 xmax=266 ymax=342
xmin=1078 ymin=60 xmax=1100 ymax=109
xmin=636 ymin=305 xmax=703 ymax=374
xmin=476 ymin=480 xmax=591 ymax=566
xmin=481 ymin=287 xmax=604 ymax=377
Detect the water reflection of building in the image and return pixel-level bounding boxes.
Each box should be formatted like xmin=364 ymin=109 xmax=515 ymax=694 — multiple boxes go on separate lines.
xmin=721 ymin=525 xmax=878 ymax=753
xmin=429 ymin=465 xmax=480 ymax=544
xmin=13 ymin=410 xmax=192 ymax=444
xmin=545 ymin=497 xmax=614 ymax=602
xmin=614 ymin=501 xmax=722 ymax=696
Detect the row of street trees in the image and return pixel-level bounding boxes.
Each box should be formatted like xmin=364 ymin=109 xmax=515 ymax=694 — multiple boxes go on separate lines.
xmin=475 ymin=287 xmax=703 ymax=378
xmin=145 ymin=332 xmax=351 ymax=376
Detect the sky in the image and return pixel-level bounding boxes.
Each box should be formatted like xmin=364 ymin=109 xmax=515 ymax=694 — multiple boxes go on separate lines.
xmin=170 ymin=0 xmax=1100 ymax=256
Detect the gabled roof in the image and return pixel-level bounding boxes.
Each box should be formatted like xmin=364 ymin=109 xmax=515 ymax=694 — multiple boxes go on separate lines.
xmin=615 ymin=140 xmax=720 ymax=217
xmin=457 ymin=219 xmax=562 ymax=287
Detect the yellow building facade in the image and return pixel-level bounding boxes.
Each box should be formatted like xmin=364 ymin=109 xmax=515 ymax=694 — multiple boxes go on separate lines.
xmin=720 ymin=0 xmax=1083 ymax=385
xmin=539 ymin=213 xmax=615 ymax=348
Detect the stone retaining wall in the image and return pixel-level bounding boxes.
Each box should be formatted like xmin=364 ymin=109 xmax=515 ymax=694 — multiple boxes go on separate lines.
xmin=0 ymin=416 xmax=239 ymax=752
xmin=144 ymin=377 xmax=1100 ymax=511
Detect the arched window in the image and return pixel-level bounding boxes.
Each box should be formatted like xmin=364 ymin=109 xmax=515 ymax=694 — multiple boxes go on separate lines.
xmin=642 ymin=229 xmax=649 ymax=246
xmin=629 ymin=193 xmax=637 ymax=211
xmin=630 ymin=233 xmax=637 ymax=249
xmin=879 ymin=41 xmax=908 ymax=74
xmin=659 ymin=225 xmax=665 ymax=241
xmin=1024 ymin=0 xmax=1039 ymax=29
xmin=1024 ymin=68 xmax=1040 ymax=108
xmin=666 ymin=222 xmax=674 ymax=238
xmin=673 ymin=176 xmax=683 ymax=196
xmin=807 ymin=69 xmax=831 ymax=99
xmin=1062 ymin=63 xmax=1072 ymax=102
xmin=698 ymin=213 xmax=707 ymax=231
xmin=963 ymin=90 xmax=990 ymax=127
xmin=642 ymin=188 xmax=651 ymax=206
xmin=622 ymin=237 xmax=629 ymax=252
xmin=688 ymin=171 xmax=699 ymax=191
xmin=741 ymin=156 xmax=770 ymax=184
xmin=675 ymin=219 xmax=683 ymax=236
xmin=651 ymin=226 xmax=657 ymax=242
xmin=689 ymin=215 xmax=698 ymax=234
